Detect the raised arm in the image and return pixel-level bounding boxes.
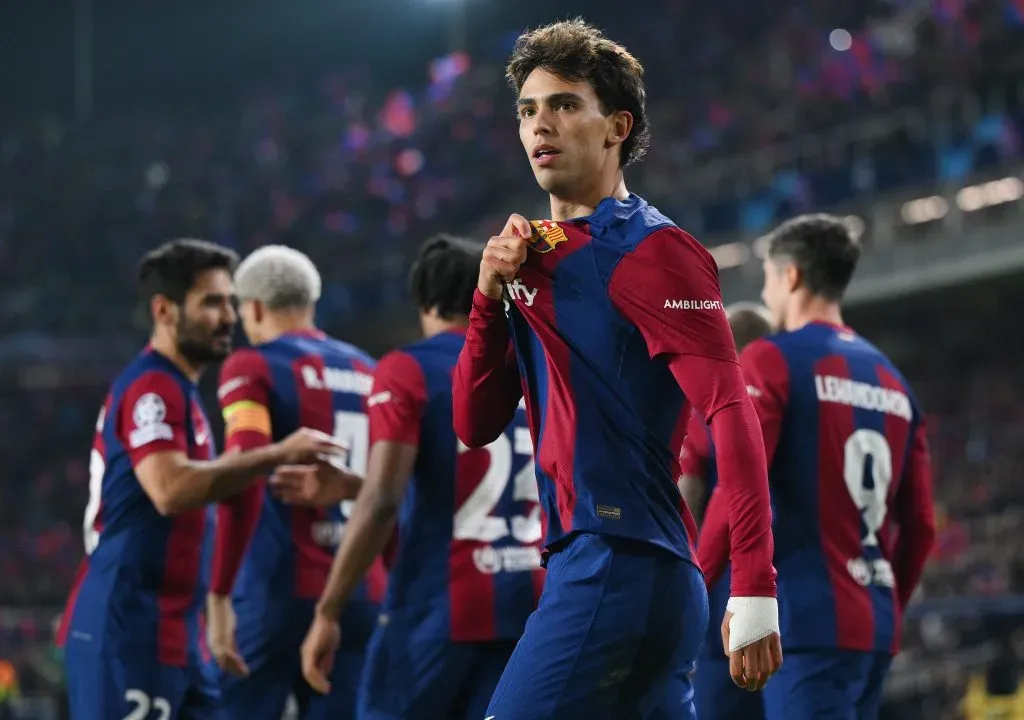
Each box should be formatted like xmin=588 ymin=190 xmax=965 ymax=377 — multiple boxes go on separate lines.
xmin=121 ymin=371 xmax=339 ymax=517
xmin=452 ymin=214 xmax=530 ymax=448
xmin=452 ymin=291 xmax=523 ymax=447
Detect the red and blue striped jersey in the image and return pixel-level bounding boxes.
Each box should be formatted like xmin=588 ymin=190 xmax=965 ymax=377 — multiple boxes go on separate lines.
xmin=58 ymin=347 xmax=216 ymax=667
xmin=368 ymin=329 xmax=543 ymax=642
xmin=700 ymin=322 xmax=936 ymax=654
xmin=210 ymin=330 xmax=387 ymax=619
xmin=454 ymin=194 xmax=777 ymax=597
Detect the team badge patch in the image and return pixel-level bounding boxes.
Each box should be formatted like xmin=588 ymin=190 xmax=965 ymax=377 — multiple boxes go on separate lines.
xmin=527 ymin=219 xmax=568 ymax=253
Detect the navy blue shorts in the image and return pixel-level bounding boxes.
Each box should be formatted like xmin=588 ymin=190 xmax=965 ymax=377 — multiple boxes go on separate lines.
xmin=65 ymin=641 xmax=220 ymax=720
xmin=692 ymin=656 xmax=765 ymax=720
xmin=357 ymin=610 xmax=517 ymax=720
xmin=486 ymin=532 xmax=709 ymax=720
xmin=217 ymin=597 xmax=377 ymax=720
xmin=762 ymin=649 xmax=892 ymax=720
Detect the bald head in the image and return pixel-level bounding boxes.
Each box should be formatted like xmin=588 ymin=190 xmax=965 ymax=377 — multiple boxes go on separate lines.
xmin=727 ymin=302 xmax=774 ymax=352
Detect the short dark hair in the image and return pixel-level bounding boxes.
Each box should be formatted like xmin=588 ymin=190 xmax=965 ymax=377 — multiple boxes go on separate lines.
xmin=408 ymin=234 xmax=482 ymax=319
xmin=506 ymin=18 xmax=650 ymax=167
xmin=765 ymin=214 xmax=862 ymax=301
xmin=137 ymin=239 xmax=239 ymax=304
xmin=727 ymin=305 xmax=773 ymax=351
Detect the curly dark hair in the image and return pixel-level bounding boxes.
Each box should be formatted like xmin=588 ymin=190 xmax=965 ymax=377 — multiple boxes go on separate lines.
xmin=506 ymin=18 xmax=650 ymax=167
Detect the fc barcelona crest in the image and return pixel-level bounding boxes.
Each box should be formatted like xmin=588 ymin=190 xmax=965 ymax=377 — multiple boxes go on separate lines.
xmin=527 ymin=219 xmax=568 ymax=253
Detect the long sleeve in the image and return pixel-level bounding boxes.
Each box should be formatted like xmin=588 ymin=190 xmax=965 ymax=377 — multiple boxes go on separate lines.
xmin=698 ymin=488 xmax=730 ymax=585
xmin=737 ymin=339 xmax=790 ymax=467
xmin=452 ymin=290 xmax=523 ymax=448
xmin=892 ymin=421 xmax=936 ymax=608
xmin=609 ymin=226 xmax=776 ymax=598
xmin=669 ymin=354 xmax=777 ymax=596
xmin=678 ymin=411 xmax=710 ymax=479
xmin=695 ymin=338 xmax=789 ymax=589
xmin=210 ymin=349 xmax=273 ymax=596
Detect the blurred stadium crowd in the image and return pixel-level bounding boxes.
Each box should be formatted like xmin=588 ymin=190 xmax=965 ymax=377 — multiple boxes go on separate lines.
xmin=2 ymin=0 xmax=1024 ymax=717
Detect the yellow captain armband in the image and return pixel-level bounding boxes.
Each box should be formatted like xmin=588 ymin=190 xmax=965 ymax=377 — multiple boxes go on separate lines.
xmin=222 ymin=400 xmax=272 ymax=437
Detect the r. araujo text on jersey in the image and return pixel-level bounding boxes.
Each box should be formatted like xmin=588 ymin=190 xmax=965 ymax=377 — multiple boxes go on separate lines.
xmin=210 ymin=330 xmax=387 ymax=608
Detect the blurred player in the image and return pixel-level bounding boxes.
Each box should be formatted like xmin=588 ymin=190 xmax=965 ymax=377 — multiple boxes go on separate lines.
xmin=698 ymin=214 xmax=937 ymax=720
xmin=205 ymin=245 xmax=387 ymax=719
xmin=683 ymin=303 xmax=774 ymax=720
xmin=451 ymin=20 xmax=781 ymax=719
xmin=287 ymin=235 xmax=543 ymax=720
xmin=59 ymin=239 xmax=340 ymax=719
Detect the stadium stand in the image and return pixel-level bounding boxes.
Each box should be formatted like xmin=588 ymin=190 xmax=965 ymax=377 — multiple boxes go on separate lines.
xmin=2 ymin=0 xmax=1024 ymax=717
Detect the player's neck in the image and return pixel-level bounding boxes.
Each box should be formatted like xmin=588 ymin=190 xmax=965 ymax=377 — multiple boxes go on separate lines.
xmin=785 ymin=297 xmax=845 ymax=332
xmin=149 ymin=336 xmax=203 ymax=383
xmin=420 ymin=314 xmax=469 ymax=338
xmin=259 ymin=309 xmax=317 ymax=344
xmin=548 ymin=174 xmax=628 ymax=221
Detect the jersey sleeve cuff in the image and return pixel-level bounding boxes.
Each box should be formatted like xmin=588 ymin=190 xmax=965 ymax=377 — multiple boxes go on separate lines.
xmin=472 ymin=289 xmax=505 ymax=319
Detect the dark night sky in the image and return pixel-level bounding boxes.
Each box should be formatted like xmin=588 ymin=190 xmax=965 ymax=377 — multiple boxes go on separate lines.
xmin=0 ymin=0 xmax=636 ymax=117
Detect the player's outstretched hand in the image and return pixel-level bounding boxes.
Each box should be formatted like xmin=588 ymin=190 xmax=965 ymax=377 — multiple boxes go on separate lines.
xmin=274 ymin=428 xmax=345 ymax=466
xmin=301 ymin=611 xmax=341 ymax=695
xmin=721 ymin=598 xmax=783 ymax=691
xmin=478 ymin=213 xmax=531 ymax=300
xmin=270 ymin=461 xmax=362 ymax=508
xmin=206 ymin=594 xmax=249 ymax=678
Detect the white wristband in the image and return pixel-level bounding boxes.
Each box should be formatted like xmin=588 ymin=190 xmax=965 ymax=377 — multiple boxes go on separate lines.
xmin=726 ymin=596 xmax=780 ymax=652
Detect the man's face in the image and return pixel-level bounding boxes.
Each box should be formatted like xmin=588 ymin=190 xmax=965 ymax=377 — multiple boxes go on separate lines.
xmin=174 ymin=268 xmax=237 ymax=364
xmin=517 ymin=69 xmax=619 ymax=197
xmin=760 ymin=256 xmax=789 ymax=329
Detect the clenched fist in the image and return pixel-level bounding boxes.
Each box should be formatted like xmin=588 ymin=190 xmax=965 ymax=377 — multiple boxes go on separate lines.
xmin=478 ymin=214 xmax=531 ymax=300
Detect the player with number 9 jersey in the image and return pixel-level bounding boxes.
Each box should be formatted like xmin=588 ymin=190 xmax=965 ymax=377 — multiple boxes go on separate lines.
xmin=208 ymin=246 xmax=386 ymax=720
xmin=698 ymin=215 xmax=936 ymax=720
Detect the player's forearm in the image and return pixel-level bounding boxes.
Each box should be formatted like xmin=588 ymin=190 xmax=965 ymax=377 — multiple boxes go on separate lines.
xmin=894 ymin=427 xmax=936 ymax=608
xmin=316 ymin=491 xmax=398 ymax=619
xmin=894 ymin=504 xmax=936 ymax=608
xmin=678 ymin=474 xmax=707 ymax=525
xmin=209 ymin=431 xmax=270 ymax=593
xmin=894 ymin=534 xmax=934 ymax=609
xmin=709 ymin=401 xmax=777 ymax=597
xmin=668 ymin=355 xmax=777 ymax=596
xmin=210 ymin=486 xmax=263 ymax=594
xmin=159 ymin=444 xmax=285 ymax=514
xmin=452 ymin=290 xmax=522 ymax=447
xmin=696 ymin=488 xmax=731 ymax=586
